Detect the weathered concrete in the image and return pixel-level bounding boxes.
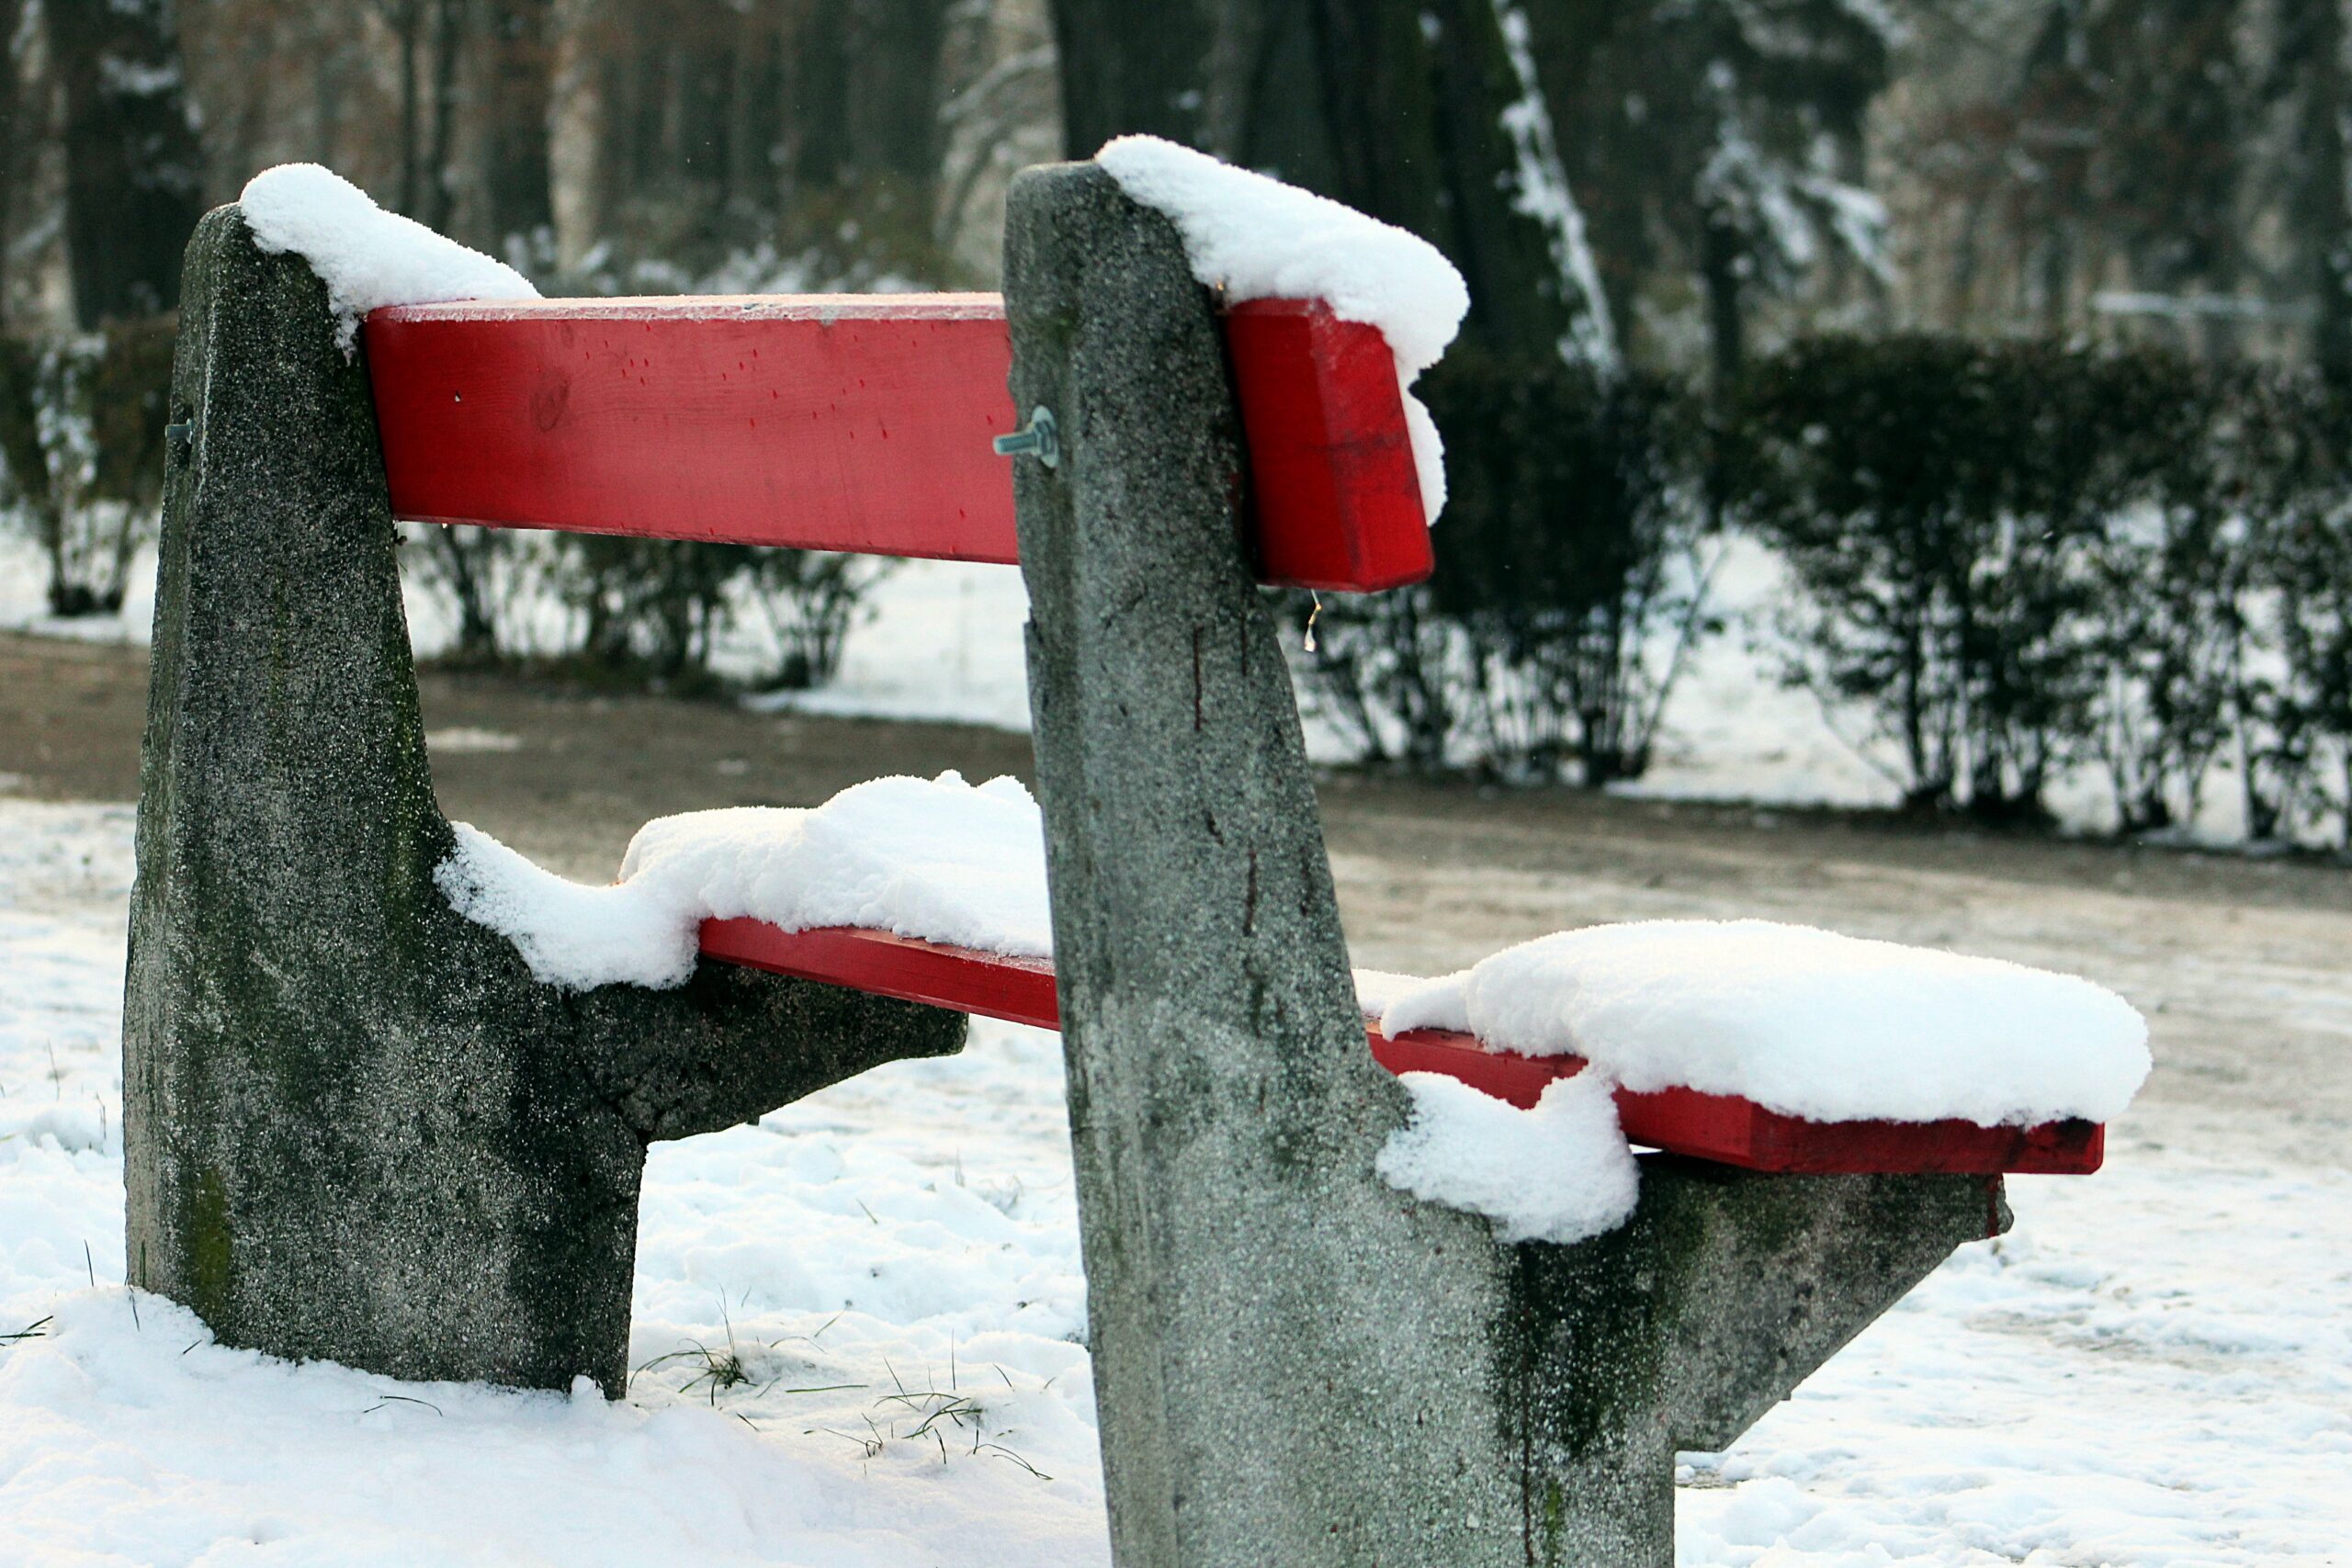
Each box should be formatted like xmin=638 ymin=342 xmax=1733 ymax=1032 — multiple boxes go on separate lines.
xmin=1003 ymin=159 xmax=2006 ymax=1567
xmin=123 ymin=206 xmax=965 ymax=1397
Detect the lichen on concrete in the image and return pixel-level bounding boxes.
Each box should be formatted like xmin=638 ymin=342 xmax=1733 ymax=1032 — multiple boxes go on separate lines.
xmin=123 ymin=205 xmax=965 ymax=1398
xmin=1004 ymin=158 xmax=2007 ymax=1568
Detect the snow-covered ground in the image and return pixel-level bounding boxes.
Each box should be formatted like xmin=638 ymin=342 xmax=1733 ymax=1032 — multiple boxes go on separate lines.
xmin=0 ymin=534 xmax=1894 ymax=803
xmin=0 ymin=529 xmax=2276 ymax=847
xmin=3 ymin=799 xmax=2348 ymax=1564
xmin=0 ymin=802 xmax=1103 ymax=1567
xmin=0 ymin=544 xmax=157 ymax=654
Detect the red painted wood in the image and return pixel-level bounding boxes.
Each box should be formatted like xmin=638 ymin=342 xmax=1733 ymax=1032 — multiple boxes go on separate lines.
xmin=699 ymin=918 xmax=1059 ymax=1030
xmin=700 ymin=919 xmax=2105 ymax=1177
xmin=1366 ymin=1026 xmax=1570 ymax=1111
xmin=1371 ymin=1032 xmax=2103 ymax=1177
xmin=367 ymin=296 xmax=1021 ymax=561
xmin=362 ymin=294 xmax=1432 ymax=592
xmin=1223 ymin=299 xmax=1433 ymax=592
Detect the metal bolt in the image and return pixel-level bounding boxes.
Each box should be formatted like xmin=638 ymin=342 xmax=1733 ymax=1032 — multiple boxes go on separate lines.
xmin=992 ymin=405 xmax=1060 ymax=469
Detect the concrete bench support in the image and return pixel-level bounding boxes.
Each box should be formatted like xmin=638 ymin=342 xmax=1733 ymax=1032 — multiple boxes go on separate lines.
xmin=1003 ymin=159 xmax=2005 ymax=1568
xmin=122 ymin=207 xmax=965 ymax=1397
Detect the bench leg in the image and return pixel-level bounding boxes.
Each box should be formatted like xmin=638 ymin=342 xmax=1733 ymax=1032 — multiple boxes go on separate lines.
xmin=122 ymin=206 xmax=965 ymax=1396
xmin=1002 ymin=159 xmax=2004 ymax=1567
xmin=1501 ymin=1160 xmax=2007 ymax=1565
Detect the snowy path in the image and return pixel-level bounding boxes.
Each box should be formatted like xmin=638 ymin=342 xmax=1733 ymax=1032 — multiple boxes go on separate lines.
xmin=2 ymin=802 xmax=2347 ymax=1565
xmin=0 ymin=535 xmax=2281 ymax=844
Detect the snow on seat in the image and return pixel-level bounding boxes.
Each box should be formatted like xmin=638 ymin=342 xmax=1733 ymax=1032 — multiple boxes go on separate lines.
xmin=440 ymin=773 xmax=2148 ymax=1185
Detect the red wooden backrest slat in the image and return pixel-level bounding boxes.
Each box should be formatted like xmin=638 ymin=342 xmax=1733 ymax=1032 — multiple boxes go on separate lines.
xmin=362 ymin=294 xmax=1435 ymax=593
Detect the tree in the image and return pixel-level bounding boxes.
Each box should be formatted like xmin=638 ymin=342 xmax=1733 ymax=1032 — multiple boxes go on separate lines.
xmin=368 ymin=0 xmax=466 ymax=230
xmin=2275 ymin=0 xmax=2352 ymax=387
xmin=484 ymin=0 xmax=556 ymax=250
xmin=1891 ymin=1 xmax=2275 ymax=358
xmin=843 ymin=0 xmax=950 ymax=195
xmin=2088 ymin=0 xmax=2253 ymax=349
xmin=1048 ymin=0 xmax=1614 ymax=367
xmin=44 ymin=0 xmax=207 ymax=326
xmin=0 ymin=0 xmax=26 ymax=318
xmin=533 ymin=0 xmax=955 ymax=282
xmin=1683 ymin=1 xmax=1895 ymax=387
xmin=786 ymin=0 xmax=953 ymax=265
xmin=1524 ymin=0 xmax=1895 ymax=385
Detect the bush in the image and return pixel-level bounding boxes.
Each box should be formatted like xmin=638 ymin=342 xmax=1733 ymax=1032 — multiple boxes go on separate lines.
xmin=471 ymin=534 xmax=891 ymax=694
xmin=745 ymin=549 xmax=898 ymax=691
xmin=1293 ymin=584 xmax=1462 ymax=770
xmin=0 ymin=319 xmax=175 ymax=617
xmin=1433 ymin=355 xmax=1716 ymax=784
xmin=545 ymin=535 xmax=751 ymax=688
xmin=1733 ymin=334 xmax=2352 ymax=843
xmin=2240 ymin=372 xmax=2352 ymax=845
xmin=1735 ymin=337 xmax=2170 ymax=819
xmin=1292 ymin=352 xmax=1717 ymax=784
xmin=405 ymin=525 xmax=527 ymax=665
xmin=2082 ymin=359 xmax=2256 ymax=836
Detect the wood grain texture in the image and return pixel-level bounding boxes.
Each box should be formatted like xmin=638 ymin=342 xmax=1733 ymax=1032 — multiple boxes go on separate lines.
xmin=363 ymin=295 xmax=1432 ymax=592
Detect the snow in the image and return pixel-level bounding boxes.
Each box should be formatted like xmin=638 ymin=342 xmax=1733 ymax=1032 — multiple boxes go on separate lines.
xmin=3 ymin=798 xmax=2350 ymax=1563
xmin=1347 ymin=967 xmax=1426 ymax=1018
xmin=444 ymin=766 xmax=2143 ymax=1140
xmin=239 ymin=164 xmax=538 ymax=351
xmin=1376 ymin=1071 xmax=1639 ymax=1244
xmin=0 ymin=800 xmax=1106 ymax=1568
xmin=740 ymin=558 xmax=1036 ymax=734
xmin=1381 ymin=919 xmax=2151 ymax=1128
xmin=0 ymin=521 xmax=2305 ymax=848
xmin=1488 ymin=0 xmax=1618 ymax=369
xmin=1094 ymin=135 xmax=1468 ymax=521
xmin=442 ymin=770 xmax=1445 ymax=1021
xmin=438 ymin=772 xmax=1052 ymax=991
xmin=441 ymin=765 xmax=1640 ymax=1239
xmin=425 ymin=725 xmax=525 ymax=754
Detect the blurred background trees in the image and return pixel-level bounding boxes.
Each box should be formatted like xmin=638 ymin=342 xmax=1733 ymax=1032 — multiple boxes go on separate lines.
xmin=4 ymin=0 xmax=2352 ymax=839
xmin=7 ymin=1 xmax=2346 ymax=371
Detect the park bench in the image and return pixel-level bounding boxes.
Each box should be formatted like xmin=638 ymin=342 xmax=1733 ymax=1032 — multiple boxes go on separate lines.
xmin=361 ymin=277 xmax=2105 ymax=1182
xmin=126 ymin=155 xmax=2113 ymax=1567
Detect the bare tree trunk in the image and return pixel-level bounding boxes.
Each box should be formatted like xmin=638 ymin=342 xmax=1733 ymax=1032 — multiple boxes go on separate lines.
xmin=1047 ymin=0 xmax=1592 ymax=364
xmin=43 ymin=0 xmax=206 ymax=326
xmin=485 ymin=0 xmax=556 ymax=253
xmin=389 ymin=0 xmax=424 ymax=215
xmin=2290 ymin=0 xmax=2352 ymax=385
xmin=787 ymin=0 xmax=854 ymax=189
xmin=423 ymin=0 xmax=463 ymax=233
xmin=549 ymin=0 xmax=611 ymax=271
xmin=1049 ymin=0 xmax=1214 ymax=154
xmin=725 ymin=6 xmax=784 ymax=223
xmin=1702 ymin=214 xmax=1744 ymax=392
xmin=0 ymin=0 xmax=24 ymax=318
xmin=844 ymin=0 xmax=949 ymax=189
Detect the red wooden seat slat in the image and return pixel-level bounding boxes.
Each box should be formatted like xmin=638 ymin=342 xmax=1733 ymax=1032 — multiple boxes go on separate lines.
xmin=701 ymin=918 xmax=1060 ymax=1030
xmin=698 ymin=918 xmax=2105 ymax=1177
xmin=362 ymin=295 xmax=1435 ymax=593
